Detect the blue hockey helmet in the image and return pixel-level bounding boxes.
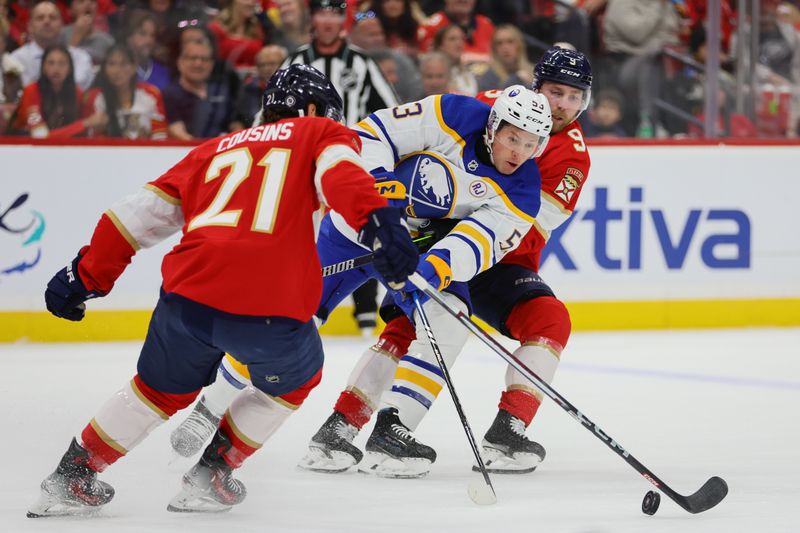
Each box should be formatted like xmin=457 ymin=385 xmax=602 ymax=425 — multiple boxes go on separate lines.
xmin=260 ymin=64 xmax=344 ymax=123
xmin=533 ymin=46 xmax=593 ymax=116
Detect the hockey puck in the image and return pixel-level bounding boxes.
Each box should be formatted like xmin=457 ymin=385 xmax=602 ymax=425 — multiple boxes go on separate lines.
xmin=642 ymin=490 xmax=661 ymax=515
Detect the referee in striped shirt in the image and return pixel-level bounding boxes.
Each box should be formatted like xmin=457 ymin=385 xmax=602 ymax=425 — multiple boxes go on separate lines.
xmin=282 ymin=0 xmax=399 ymax=127
xmin=283 ymin=0 xmax=399 ymax=334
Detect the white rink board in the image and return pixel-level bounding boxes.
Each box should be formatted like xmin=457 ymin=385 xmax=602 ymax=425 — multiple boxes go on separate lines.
xmin=1 ymin=143 xmax=798 ymax=310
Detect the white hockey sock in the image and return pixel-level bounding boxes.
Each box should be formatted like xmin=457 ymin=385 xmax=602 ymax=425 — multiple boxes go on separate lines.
xmin=381 ymin=293 xmax=469 ymax=431
xmin=506 ymin=341 xmax=562 ymax=401
xmin=203 ymin=355 xmax=252 ymax=417
xmin=344 ymin=345 xmax=402 ymax=412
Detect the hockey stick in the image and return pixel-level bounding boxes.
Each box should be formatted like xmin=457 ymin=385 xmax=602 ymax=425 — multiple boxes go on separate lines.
xmin=321 ymin=235 xmax=434 ymax=278
xmin=411 ymin=292 xmax=497 ymax=506
xmin=408 ymin=273 xmax=729 ymax=515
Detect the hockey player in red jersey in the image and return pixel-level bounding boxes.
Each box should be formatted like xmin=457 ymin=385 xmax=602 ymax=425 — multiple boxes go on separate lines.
xmin=300 ymin=46 xmax=592 ymax=476
xmin=27 ymin=64 xmax=418 ymax=517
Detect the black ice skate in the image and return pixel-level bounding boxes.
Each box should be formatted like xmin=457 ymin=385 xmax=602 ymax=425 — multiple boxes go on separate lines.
xmin=167 ymin=431 xmax=247 ymax=513
xmin=27 ymin=438 xmax=115 ymax=518
xmin=297 ymin=411 xmax=364 ymax=473
xmin=473 ymin=409 xmax=546 ymax=474
xmin=359 ymin=408 xmax=436 ymax=478
xmin=170 ymin=395 xmax=221 ymax=458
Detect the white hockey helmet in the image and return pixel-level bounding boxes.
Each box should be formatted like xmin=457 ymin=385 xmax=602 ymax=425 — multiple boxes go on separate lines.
xmin=484 ymin=85 xmax=552 ymax=160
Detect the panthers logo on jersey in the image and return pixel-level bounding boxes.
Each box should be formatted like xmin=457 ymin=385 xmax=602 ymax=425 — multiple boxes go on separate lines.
xmin=395 ymin=152 xmax=457 ymax=219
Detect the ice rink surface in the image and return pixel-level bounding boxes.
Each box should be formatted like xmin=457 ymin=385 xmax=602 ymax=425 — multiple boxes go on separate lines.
xmin=1 ymin=328 xmax=799 ymax=533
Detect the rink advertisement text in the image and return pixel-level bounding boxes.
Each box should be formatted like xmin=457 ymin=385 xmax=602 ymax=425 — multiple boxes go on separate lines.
xmin=0 ymin=143 xmax=797 ymax=313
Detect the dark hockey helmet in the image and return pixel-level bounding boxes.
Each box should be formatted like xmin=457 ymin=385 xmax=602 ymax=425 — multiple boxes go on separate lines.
xmin=533 ymin=46 xmax=593 ymax=91
xmin=533 ymin=46 xmax=592 ymax=115
xmin=261 ymin=64 xmax=344 ymax=122
xmin=309 ymin=0 xmax=348 ymax=14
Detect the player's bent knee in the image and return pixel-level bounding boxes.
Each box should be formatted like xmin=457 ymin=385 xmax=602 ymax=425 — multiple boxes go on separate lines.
xmin=277 ymin=368 xmax=323 ymax=408
xmin=133 ymin=374 xmax=200 ymax=417
xmin=505 ymin=296 xmax=571 ymax=349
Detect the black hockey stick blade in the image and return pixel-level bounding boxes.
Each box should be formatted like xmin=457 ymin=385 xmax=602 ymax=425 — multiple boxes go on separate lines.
xmin=676 ymin=476 xmax=728 ymax=514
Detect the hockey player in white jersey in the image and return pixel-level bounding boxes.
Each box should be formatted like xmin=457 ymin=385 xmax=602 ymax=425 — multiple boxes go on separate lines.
xmin=169 ymin=86 xmax=552 ymax=476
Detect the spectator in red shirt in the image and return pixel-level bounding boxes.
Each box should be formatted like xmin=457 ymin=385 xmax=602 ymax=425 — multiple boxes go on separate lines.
xmin=82 ymin=43 xmax=168 ymax=139
xmin=11 ymin=44 xmax=106 ymax=137
xmin=417 ymin=0 xmax=493 ymax=63
xmin=209 ymin=0 xmax=271 ymax=67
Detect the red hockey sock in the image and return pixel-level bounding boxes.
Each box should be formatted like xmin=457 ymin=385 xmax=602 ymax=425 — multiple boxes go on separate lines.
xmin=375 ymin=315 xmax=416 ymax=356
xmin=335 ymin=390 xmax=373 ymax=429
xmin=80 ymin=422 xmax=125 ymax=472
xmin=218 ymin=416 xmax=259 ymax=469
xmin=498 ymin=389 xmax=542 ymax=426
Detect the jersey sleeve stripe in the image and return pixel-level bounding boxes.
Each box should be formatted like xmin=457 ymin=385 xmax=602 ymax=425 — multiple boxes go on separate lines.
xmin=144 ymin=183 xmax=181 ymax=205
xmin=483 ymin=178 xmax=537 ymax=223
xmin=368 ymin=114 xmax=399 ymax=163
xmin=105 ymin=209 xmax=141 ymax=252
xmin=356 ymin=130 xmax=380 ymax=142
xmin=451 ymin=222 xmax=492 ymax=272
xmin=541 ymin=190 xmax=575 ymax=215
xmin=434 ymin=95 xmax=466 ymax=152
xmin=449 ymin=233 xmax=482 ymax=275
xmin=354 ymin=119 xmax=380 ymax=139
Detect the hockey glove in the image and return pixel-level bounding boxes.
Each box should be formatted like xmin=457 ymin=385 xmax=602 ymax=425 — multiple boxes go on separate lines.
xmin=358 ymin=207 xmax=418 ymax=285
xmin=391 ymin=250 xmax=453 ymax=319
xmin=44 ymin=253 xmax=104 ymax=321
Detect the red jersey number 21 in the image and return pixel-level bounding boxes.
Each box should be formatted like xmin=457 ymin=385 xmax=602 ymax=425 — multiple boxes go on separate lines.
xmin=188 ymin=147 xmax=290 ymax=234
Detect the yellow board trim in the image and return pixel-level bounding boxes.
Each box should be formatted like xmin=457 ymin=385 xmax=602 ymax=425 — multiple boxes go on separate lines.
xmin=395 ymin=367 xmax=443 ymax=396
xmin=2 ymin=298 xmax=800 ymax=342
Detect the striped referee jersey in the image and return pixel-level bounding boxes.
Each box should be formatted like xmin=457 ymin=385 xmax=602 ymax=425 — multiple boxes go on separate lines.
xmin=283 ymin=42 xmax=398 ymax=125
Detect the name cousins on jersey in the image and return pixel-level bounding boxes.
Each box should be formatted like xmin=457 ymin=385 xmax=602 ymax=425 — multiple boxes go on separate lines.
xmin=217 ymin=122 xmax=295 ymax=153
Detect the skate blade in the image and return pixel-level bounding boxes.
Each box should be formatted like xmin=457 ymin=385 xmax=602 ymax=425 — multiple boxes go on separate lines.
xmin=472 ymin=446 xmax=541 ymax=474
xmin=358 ymin=451 xmax=431 ymax=479
xmin=27 ymin=493 xmax=105 ymax=518
xmin=297 ymin=447 xmax=358 ymax=474
xmin=167 ymin=492 xmax=232 ymax=513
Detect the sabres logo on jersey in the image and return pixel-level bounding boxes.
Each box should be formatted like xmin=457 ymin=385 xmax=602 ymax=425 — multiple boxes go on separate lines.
xmin=395 ymin=152 xmax=457 ymax=219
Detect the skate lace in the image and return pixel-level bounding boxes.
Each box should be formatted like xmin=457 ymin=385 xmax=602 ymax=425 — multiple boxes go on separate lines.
xmin=334 ymin=419 xmax=358 ymax=443
xmin=509 ymin=416 xmax=528 ymax=438
xmin=180 ymin=410 xmax=217 ymax=440
xmin=390 ymin=423 xmax=415 ymax=442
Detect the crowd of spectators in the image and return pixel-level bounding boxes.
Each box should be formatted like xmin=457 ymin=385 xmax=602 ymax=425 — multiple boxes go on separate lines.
xmin=1 ymin=0 xmax=799 ymax=140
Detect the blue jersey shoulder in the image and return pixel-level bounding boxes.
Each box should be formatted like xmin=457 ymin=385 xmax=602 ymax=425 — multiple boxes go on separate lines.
xmin=438 ymin=94 xmax=491 ymax=141
xmin=490 ymin=159 xmax=542 ymax=220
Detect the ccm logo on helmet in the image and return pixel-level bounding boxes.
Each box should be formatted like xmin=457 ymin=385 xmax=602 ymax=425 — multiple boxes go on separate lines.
xmin=559 ymin=69 xmax=580 ymax=77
